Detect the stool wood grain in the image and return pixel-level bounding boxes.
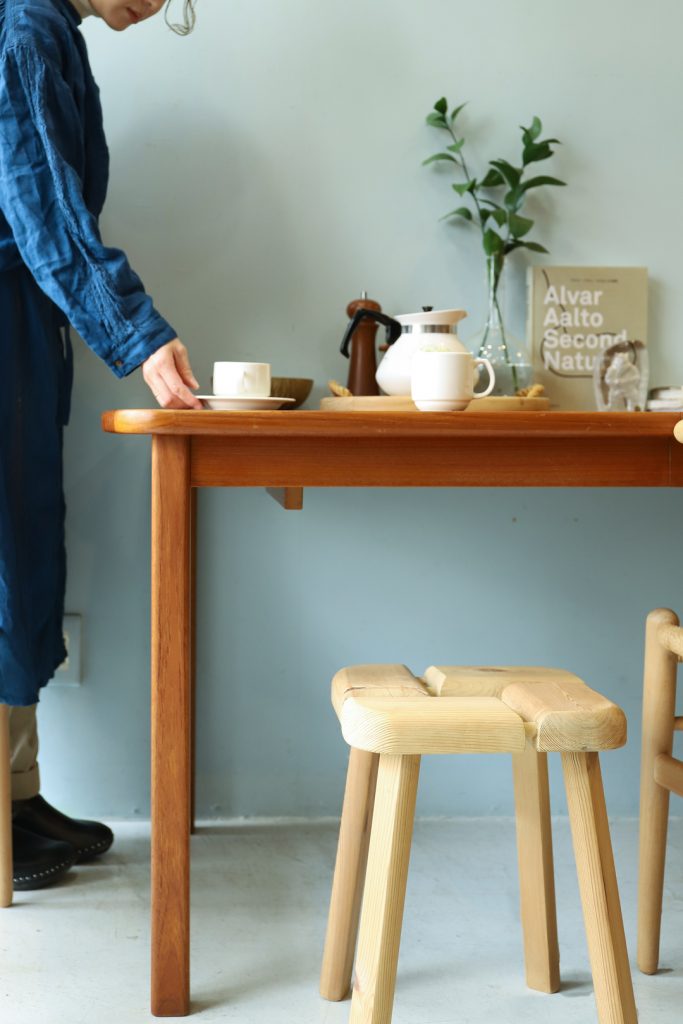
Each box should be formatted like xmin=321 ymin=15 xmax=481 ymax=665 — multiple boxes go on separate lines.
xmin=321 ymin=663 xmax=635 ymax=1024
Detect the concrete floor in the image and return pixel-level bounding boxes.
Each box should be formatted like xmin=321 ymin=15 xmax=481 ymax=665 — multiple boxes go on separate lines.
xmin=0 ymin=818 xmax=681 ymax=1024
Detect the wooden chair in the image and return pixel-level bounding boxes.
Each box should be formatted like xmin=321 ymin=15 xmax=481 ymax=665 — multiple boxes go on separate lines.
xmin=320 ymin=663 xmax=636 ymax=1024
xmin=638 ymin=608 xmax=683 ymax=974
xmin=0 ymin=704 xmax=12 ymax=906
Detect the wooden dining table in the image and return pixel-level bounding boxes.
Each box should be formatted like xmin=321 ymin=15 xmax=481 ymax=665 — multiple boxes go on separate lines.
xmin=101 ymin=408 xmax=683 ymax=1016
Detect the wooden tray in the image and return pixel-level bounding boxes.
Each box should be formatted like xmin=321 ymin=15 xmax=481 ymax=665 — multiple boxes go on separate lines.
xmin=320 ymin=396 xmax=418 ymax=412
xmin=320 ymin=395 xmax=551 ymax=412
xmin=465 ymin=396 xmax=551 ymax=412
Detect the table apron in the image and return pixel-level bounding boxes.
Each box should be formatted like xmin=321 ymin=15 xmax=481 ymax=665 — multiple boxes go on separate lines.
xmin=190 ymin=435 xmax=682 ymax=488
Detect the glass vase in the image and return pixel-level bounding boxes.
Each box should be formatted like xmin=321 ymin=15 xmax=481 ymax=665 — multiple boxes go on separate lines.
xmin=468 ymin=254 xmax=533 ymax=396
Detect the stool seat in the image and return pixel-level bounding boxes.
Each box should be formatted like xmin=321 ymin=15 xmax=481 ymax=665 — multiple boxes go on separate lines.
xmin=332 ymin=664 xmax=627 ymax=755
xmin=427 ymin=666 xmax=627 ymax=752
xmin=322 ymin=661 xmax=636 ymax=1024
xmin=332 ymin=664 xmax=526 ymax=755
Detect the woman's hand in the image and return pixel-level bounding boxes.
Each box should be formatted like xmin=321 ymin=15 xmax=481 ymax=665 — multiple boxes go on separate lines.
xmin=141 ymin=338 xmax=203 ymax=409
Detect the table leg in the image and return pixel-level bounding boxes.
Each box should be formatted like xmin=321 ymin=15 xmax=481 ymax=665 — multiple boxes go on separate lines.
xmin=190 ymin=487 xmax=197 ymax=835
xmin=151 ymin=435 xmax=192 ymax=1017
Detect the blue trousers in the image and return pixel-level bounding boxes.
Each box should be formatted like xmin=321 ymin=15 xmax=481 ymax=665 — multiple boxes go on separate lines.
xmin=0 ymin=265 xmax=72 ymax=706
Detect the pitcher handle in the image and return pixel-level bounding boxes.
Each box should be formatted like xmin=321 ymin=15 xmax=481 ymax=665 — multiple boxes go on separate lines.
xmin=472 ymin=357 xmax=495 ymax=398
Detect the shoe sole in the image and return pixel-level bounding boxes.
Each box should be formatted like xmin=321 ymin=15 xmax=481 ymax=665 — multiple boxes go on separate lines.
xmin=74 ymin=836 xmax=114 ymax=864
xmin=13 ymin=853 xmax=78 ymax=891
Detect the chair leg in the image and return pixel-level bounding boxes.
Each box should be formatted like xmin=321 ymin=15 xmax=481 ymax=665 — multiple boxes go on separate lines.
xmin=320 ymin=748 xmax=380 ymax=1000
xmin=638 ymin=608 xmax=678 ymax=974
xmin=511 ymin=745 xmax=560 ymax=993
xmin=563 ymin=752 xmax=637 ymax=1024
xmin=350 ymin=753 xmax=420 ymax=1024
xmin=0 ymin=705 xmax=12 ymax=907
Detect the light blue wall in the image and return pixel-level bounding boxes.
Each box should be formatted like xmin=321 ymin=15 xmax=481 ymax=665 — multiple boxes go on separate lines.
xmin=38 ymin=0 xmax=683 ymax=818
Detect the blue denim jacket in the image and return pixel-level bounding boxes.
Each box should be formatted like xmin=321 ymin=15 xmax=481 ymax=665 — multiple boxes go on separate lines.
xmin=0 ymin=0 xmax=177 ymax=375
xmin=0 ymin=0 xmax=174 ymax=704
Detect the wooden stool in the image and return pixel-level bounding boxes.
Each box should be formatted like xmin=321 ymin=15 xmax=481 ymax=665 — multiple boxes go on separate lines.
xmin=320 ymin=664 xmax=636 ymax=1024
xmin=638 ymin=608 xmax=683 ymax=974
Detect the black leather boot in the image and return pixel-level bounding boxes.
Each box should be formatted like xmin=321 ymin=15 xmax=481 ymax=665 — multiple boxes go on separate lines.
xmin=12 ymin=824 xmax=77 ymax=890
xmin=12 ymin=795 xmax=114 ymax=863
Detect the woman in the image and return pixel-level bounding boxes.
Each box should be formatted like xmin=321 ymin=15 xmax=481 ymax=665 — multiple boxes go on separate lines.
xmin=0 ymin=0 xmax=201 ymax=889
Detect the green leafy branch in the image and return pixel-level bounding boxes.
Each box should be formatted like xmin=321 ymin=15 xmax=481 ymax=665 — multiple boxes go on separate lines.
xmin=424 ymin=97 xmax=566 ymax=296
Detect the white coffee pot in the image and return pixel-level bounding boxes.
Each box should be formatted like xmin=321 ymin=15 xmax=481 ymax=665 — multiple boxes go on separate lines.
xmin=375 ymin=307 xmax=468 ymax=396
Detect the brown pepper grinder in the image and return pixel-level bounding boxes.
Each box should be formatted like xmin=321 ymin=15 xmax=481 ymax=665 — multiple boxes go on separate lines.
xmin=345 ymin=291 xmax=381 ymax=396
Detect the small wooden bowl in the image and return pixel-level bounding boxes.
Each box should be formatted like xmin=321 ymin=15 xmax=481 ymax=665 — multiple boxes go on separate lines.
xmin=270 ymin=377 xmax=314 ymax=409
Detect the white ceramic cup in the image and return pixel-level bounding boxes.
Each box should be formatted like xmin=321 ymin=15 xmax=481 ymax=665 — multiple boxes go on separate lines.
xmin=410 ymin=350 xmax=495 ymax=411
xmin=212 ymin=361 xmax=271 ymax=397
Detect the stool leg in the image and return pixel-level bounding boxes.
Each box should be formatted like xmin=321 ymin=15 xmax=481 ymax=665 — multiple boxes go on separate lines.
xmin=638 ymin=608 xmax=677 ymax=974
xmin=350 ymin=753 xmax=420 ymax=1024
xmin=0 ymin=705 xmax=12 ymax=908
xmin=321 ymin=748 xmax=380 ymax=1000
xmin=563 ymin=752 xmax=637 ymax=1024
xmin=512 ymin=746 xmax=560 ymax=993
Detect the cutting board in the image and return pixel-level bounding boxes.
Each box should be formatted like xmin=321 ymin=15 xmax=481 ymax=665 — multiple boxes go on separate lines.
xmin=320 ymin=396 xmax=419 ymax=412
xmin=320 ymin=395 xmax=551 ymax=412
xmin=464 ymin=396 xmax=550 ymax=412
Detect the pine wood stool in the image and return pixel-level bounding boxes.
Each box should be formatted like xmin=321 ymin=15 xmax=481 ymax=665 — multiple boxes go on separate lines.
xmin=638 ymin=608 xmax=683 ymax=974
xmin=320 ymin=664 xmax=636 ymax=1024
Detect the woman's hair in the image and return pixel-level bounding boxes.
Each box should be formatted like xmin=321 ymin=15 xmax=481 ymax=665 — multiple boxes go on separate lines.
xmin=165 ymin=0 xmax=197 ymax=36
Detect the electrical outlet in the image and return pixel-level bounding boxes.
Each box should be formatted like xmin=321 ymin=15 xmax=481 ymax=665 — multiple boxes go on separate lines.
xmin=53 ymin=614 xmax=82 ymax=685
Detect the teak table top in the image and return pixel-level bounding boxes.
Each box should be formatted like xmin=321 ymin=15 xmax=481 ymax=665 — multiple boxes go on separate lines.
xmin=102 ymin=410 xmax=683 ymax=488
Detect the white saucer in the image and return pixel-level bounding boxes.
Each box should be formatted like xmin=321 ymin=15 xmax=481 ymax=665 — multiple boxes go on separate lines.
xmin=197 ymin=395 xmax=295 ymax=411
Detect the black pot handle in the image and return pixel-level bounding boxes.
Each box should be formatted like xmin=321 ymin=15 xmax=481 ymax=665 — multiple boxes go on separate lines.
xmin=340 ymin=308 xmax=403 ymax=358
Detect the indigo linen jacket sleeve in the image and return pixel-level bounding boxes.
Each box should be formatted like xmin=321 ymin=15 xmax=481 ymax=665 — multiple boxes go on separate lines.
xmin=0 ymin=44 xmax=177 ymax=377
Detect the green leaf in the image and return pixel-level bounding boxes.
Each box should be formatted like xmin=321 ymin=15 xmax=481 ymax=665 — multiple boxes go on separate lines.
xmin=522 ymin=141 xmax=554 ymax=165
xmin=504 ymin=187 xmax=523 ymax=211
xmin=491 ymin=209 xmax=507 ymax=228
xmin=426 ymin=112 xmax=448 ymax=128
xmin=490 ymin=159 xmax=521 ymax=188
xmin=447 ymin=139 xmax=465 ymax=153
xmin=434 ymin=97 xmax=448 ymax=116
xmin=439 ymin=207 xmax=474 ymax=222
xmin=508 ymin=213 xmax=534 ymax=238
xmin=519 ymin=175 xmax=566 ymax=192
xmin=422 ymin=152 xmax=460 ymax=166
xmin=519 ymin=241 xmax=550 ymax=253
xmin=452 ymin=179 xmax=477 ymax=196
xmin=450 ymin=101 xmax=467 ymax=124
xmin=483 ymin=228 xmax=505 ymax=255
xmin=521 ymin=116 xmax=542 ymax=144
xmin=479 ymin=168 xmax=505 ymax=188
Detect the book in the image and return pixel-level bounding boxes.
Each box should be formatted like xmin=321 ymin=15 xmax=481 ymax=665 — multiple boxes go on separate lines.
xmin=649 ymin=386 xmax=683 ymax=401
xmin=527 ymin=266 xmax=648 ymax=410
xmin=646 ymin=399 xmax=683 ymax=411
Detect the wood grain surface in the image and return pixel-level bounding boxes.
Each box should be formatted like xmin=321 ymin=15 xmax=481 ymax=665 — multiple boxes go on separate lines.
xmin=102 ymin=411 xmax=683 ymax=488
xmin=150 ymin=436 xmax=192 ymax=1016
